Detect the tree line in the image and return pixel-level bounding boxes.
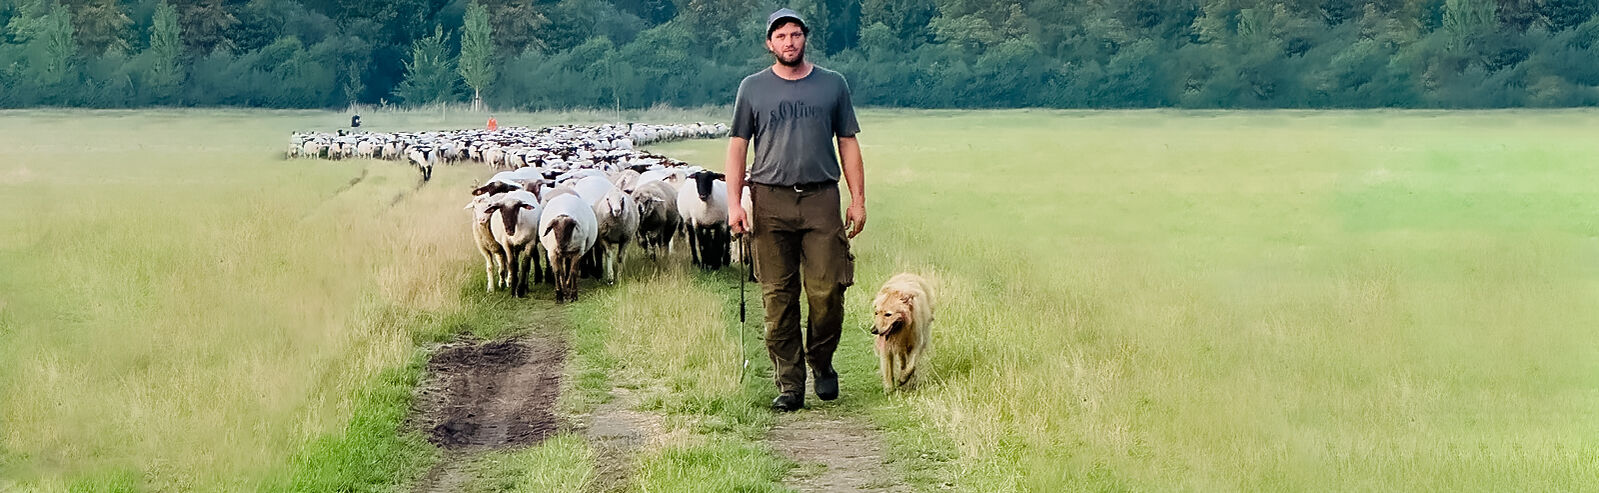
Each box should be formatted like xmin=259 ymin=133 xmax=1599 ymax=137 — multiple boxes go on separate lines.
xmin=1 ymin=0 xmax=1597 ymax=109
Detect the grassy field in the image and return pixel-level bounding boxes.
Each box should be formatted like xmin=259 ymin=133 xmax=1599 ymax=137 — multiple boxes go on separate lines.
xmin=647 ymin=109 xmax=1599 ymax=491
xmin=0 ymin=107 xmax=724 ymax=491
xmin=3 ymin=108 xmax=1599 ymax=491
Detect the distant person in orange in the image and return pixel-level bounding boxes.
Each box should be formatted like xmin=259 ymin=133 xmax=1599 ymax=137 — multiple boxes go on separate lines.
xmin=487 ymin=116 xmax=498 ymax=131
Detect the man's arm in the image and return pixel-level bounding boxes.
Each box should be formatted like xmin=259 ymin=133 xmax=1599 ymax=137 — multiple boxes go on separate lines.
xmin=727 ymin=136 xmax=751 ymax=235
xmin=839 ymin=135 xmax=865 ymax=238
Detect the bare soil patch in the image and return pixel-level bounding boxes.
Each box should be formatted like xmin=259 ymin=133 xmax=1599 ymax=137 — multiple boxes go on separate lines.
xmin=411 ymin=336 xmax=566 ymax=450
xmin=770 ymin=413 xmax=910 ymax=493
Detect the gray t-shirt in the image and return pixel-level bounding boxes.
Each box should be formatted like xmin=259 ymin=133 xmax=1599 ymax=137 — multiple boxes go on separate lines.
xmin=731 ymin=66 xmax=860 ymax=186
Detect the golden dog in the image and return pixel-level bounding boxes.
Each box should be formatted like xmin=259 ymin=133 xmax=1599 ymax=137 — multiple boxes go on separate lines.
xmin=871 ymin=273 xmax=933 ymax=391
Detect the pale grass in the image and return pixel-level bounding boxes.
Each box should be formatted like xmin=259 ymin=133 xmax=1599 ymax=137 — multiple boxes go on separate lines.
xmin=7 ymin=109 xmax=1599 ymax=491
xmin=597 ymin=266 xmax=740 ymax=398
xmin=0 ymin=108 xmax=717 ymax=490
xmin=650 ymin=109 xmax=1599 ymax=491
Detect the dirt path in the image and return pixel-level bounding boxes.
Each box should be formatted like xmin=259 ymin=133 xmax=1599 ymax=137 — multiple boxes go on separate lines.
xmin=575 ymin=387 xmax=667 ymax=493
xmin=769 ymin=411 xmax=911 ymax=493
xmin=409 ymin=336 xmax=566 ymax=492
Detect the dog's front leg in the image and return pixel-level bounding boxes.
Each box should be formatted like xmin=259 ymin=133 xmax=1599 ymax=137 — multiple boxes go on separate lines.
xmin=879 ymin=343 xmax=895 ymax=392
xmin=890 ymin=349 xmax=911 ymax=390
xmin=899 ymin=345 xmax=920 ymax=388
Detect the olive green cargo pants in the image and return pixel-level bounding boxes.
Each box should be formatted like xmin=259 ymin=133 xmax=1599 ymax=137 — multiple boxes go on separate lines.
xmin=749 ymin=182 xmax=855 ymax=397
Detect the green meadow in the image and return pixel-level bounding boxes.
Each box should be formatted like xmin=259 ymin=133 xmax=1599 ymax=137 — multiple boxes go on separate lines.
xmin=2 ymin=109 xmax=1597 ymax=491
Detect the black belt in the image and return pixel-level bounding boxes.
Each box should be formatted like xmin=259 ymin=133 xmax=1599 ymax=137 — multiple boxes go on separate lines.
xmin=755 ymin=180 xmax=836 ymax=193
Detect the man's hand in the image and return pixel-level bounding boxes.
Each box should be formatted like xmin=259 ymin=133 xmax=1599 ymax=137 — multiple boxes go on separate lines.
xmin=845 ymin=201 xmax=865 ymax=238
xmin=730 ymin=204 xmax=750 ymax=235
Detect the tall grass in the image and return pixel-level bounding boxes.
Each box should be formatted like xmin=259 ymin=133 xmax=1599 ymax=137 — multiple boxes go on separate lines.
xmin=648 ymin=109 xmax=1599 ymax=490
xmin=0 ymin=108 xmax=722 ymax=490
xmin=6 ymin=108 xmax=1597 ymax=490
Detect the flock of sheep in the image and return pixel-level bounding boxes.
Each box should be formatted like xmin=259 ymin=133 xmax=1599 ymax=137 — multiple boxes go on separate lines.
xmin=289 ymin=122 xmax=743 ymax=302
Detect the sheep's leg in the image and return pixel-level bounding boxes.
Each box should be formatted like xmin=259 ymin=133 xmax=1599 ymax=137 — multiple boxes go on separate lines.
xmin=516 ymin=246 xmax=533 ymax=297
xmin=506 ymin=248 xmax=523 ymax=298
xmin=481 ymin=250 xmax=497 ymax=292
xmin=720 ymin=229 xmax=732 ymax=269
xmin=616 ymin=241 xmax=627 ymax=280
xmin=687 ymin=226 xmax=701 ymax=267
xmin=495 ymin=247 xmax=509 ymax=289
xmin=543 ymin=251 xmax=555 ymax=285
xmin=561 ymin=254 xmax=581 ymax=302
xmin=604 ymin=242 xmax=618 ymax=284
xmin=587 ymin=245 xmax=604 ymax=279
xmin=533 ymin=244 xmax=546 ymax=284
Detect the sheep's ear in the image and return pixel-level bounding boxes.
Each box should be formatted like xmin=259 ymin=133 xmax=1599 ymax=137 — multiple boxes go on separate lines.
xmin=463 ymin=200 xmax=477 ymax=209
xmin=707 ymin=172 xmax=726 ymax=181
xmin=519 ymin=203 xmax=535 ymax=210
xmin=471 ymin=185 xmax=491 ymax=195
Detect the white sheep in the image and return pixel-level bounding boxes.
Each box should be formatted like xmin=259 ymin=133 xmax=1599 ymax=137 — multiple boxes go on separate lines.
xmin=486 ymin=190 xmax=543 ymax=298
xmin=591 ymin=186 xmax=639 ymax=283
xmin=609 ymin=169 xmax=641 ymax=193
xmin=466 ymin=193 xmax=511 ymax=292
xmin=539 ymin=193 xmax=598 ymax=303
xmin=631 ymin=180 xmax=680 ymax=260
xmin=406 ymin=145 xmax=436 ymax=181
xmin=676 ymin=171 xmax=731 ymax=269
xmin=572 ymin=175 xmax=615 ymax=205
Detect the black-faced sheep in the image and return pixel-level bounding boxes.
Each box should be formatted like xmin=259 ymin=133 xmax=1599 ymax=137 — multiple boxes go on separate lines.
xmin=486 ymin=190 xmax=542 ymax=298
xmin=539 ymin=193 xmax=598 ymax=303
xmin=631 ymin=180 xmax=679 ymax=260
xmin=677 ymin=171 xmax=731 ymax=269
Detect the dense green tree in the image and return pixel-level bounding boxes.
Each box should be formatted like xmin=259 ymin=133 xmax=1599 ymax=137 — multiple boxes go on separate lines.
xmin=458 ymin=0 xmax=492 ymax=109
xmin=144 ymin=0 xmax=180 ymax=97
xmin=0 ymin=0 xmax=1597 ymax=109
xmin=392 ymin=24 xmax=458 ymax=104
xmin=65 ymin=0 xmax=131 ymax=55
xmin=173 ymin=0 xmax=235 ymax=54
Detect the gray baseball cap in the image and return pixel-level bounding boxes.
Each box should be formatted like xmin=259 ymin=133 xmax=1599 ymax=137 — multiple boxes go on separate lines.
xmin=766 ymin=8 xmax=809 ymax=37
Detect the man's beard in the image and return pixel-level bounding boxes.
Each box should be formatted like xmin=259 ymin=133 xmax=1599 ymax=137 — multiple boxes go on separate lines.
xmin=774 ymin=47 xmax=805 ymax=67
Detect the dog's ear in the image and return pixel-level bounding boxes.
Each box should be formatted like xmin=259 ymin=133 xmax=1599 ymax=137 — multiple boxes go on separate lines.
xmin=897 ymin=293 xmax=912 ymax=304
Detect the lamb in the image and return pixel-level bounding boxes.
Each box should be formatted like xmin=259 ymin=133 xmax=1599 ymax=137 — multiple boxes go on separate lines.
xmin=539 ymin=193 xmax=599 ymax=303
xmin=631 ymin=180 xmax=679 ymax=260
xmin=677 ymin=170 xmax=731 ymax=269
xmin=486 ymin=190 xmax=543 ymax=298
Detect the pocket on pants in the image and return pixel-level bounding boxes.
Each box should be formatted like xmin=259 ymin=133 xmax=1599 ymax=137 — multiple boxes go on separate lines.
xmin=837 ymin=232 xmax=855 ymax=288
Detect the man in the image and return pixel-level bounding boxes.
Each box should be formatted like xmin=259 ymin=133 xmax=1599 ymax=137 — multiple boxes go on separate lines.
xmin=726 ymin=8 xmax=866 ymax=412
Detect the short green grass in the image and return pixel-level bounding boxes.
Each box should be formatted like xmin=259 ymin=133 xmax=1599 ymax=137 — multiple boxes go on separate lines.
xmin=460 ymin=434 xmax=596 ymax=493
